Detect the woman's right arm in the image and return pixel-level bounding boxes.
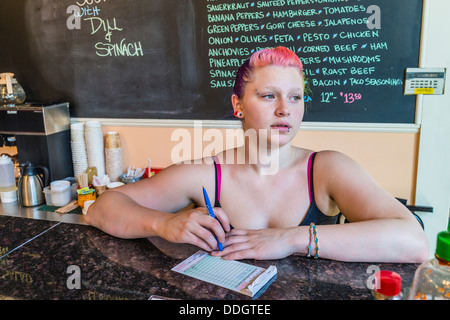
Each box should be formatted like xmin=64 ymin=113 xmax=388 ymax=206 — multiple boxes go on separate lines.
xmin=84 ymin=190 xmax=169 ymax=239
xmin=84 ymin=161 xmax=230 ymax=251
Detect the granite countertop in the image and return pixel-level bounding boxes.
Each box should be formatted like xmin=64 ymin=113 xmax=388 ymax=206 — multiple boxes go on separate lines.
xmin=0 ymin=202 xmax=419 ymax=301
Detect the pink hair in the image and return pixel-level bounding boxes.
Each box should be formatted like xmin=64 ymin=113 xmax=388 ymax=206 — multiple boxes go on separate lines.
xmin=250 ymin=46 xmax=303 ymax=70
xmin=233 ymin=46 xmax=303 ymax=98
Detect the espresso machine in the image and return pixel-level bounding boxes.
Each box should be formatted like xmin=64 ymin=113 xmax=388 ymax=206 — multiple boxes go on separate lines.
xmin=0 ymin=102 xmax=73 ymax=185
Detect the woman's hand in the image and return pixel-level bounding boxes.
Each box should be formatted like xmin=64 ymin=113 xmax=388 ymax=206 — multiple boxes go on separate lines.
xmin=211 ymin=227 xmax=300 ymax=260
xmin=157 ymin=207 xmax=230 ymax=252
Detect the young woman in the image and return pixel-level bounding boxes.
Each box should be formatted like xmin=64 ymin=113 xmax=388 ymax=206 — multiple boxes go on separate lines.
xmin=86 ymin=47 xmax=428 ymax=263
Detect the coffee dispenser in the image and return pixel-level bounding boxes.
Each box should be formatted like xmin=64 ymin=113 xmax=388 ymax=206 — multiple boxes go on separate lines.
xmin=0 ymin=102 xmax=73 ymax=185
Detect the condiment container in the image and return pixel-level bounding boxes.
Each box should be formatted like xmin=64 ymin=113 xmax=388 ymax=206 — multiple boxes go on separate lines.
xmin=0 ymin=155 xmax=16 ymax=192
xmin=77 ymin=188 xmax=96 ymax=208
xmin=0 ymin=188 xmax=18 ymax=203
xmin=94 ymin=184 xmax=107 ymax=196
xmin=44 ymin=181 xmax=72 ymax=207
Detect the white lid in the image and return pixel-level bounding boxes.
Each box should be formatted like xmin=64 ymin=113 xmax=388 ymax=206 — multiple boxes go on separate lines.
xmin=50 ymin=180 xmax=71 ymax=191
xmin=0 ymin=155 xmax=13 ymax=165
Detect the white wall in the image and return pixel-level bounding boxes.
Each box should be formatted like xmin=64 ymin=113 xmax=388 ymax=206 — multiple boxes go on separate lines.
xmin=415 ymin=0 xmax=450 ymax=258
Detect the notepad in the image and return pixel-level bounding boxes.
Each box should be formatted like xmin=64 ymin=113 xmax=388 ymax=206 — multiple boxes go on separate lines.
xmin=171 ymin=251 xmax=277 ymax=297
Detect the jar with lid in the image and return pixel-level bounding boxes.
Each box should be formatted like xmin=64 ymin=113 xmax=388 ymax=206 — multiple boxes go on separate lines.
xmin=0 ymin=154 xmax=16 ymax=192
xmin=372 ymin=270 xmax=403 ymax=300
xmin=408 ymin=225 xmax=450 ymax=300
xmin=0 ymin=73 xmax=26 ymax=106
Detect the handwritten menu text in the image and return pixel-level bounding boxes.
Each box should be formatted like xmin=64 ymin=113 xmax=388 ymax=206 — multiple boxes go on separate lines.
xmin=204 ymin=0 xmax=399 ymax=106
xmin=68 ymin=0 xmax=143 ymax=57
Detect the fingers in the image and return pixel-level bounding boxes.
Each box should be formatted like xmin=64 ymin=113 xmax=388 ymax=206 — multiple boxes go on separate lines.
xmin=211 ymin=229 xmax=254 ymax=260
xmin=188 ymin=228 xmax=220 ymax=252
xmin=212 ymin=207 xmax=231 ymax=232
xmin=198 ymin=207 xmax=231 ymax=244
xmin=212 ymin=241 xmax=256 ymax=260
xmin=185 ymin=208 xmax=227 ymax=251
xmin=163 ymin=207 xmax=230 ymax=252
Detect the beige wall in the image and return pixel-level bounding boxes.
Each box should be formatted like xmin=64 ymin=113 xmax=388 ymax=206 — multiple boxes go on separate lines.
xmin=293 ymin=130 xmax=419 ymax=202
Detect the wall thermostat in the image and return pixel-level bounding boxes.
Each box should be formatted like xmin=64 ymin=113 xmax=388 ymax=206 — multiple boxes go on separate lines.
xmin=404 ymin=68 xmax=446 ymax=95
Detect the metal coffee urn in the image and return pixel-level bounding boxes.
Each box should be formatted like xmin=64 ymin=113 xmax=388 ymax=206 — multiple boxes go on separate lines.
xmin=0 ymin=102 xmax=73 ymax=185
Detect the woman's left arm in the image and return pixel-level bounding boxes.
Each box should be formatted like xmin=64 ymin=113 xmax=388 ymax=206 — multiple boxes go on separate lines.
xmin=312 ymin=150 xmax=428 ymax=262
xmin=212 ymin=151 xmax=429 ymax=262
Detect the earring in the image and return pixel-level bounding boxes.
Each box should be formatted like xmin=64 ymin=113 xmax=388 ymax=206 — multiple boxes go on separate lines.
xmin=234 ymin=111 xmax=243 ymax=118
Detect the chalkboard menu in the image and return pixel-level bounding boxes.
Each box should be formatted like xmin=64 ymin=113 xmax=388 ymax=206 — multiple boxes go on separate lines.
xmin=0 ymin=0 xmax=423 ymax=123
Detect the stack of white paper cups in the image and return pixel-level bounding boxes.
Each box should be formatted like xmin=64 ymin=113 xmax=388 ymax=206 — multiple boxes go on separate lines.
xmin=70 ymin=123 xmax=88 ymax=177
xmin=84 ymin=121 xmax=105 ymax=177
xmin=105 ymin=132 xmax=123 ymax=182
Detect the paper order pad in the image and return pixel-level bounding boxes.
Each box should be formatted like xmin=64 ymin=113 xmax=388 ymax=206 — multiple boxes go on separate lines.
xmin=172 ymin=251 xmax=277 ymax=297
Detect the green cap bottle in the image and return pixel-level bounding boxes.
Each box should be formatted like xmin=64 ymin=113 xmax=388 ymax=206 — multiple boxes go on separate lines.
xmin=436 ymin=223 xmax=450 ymax=262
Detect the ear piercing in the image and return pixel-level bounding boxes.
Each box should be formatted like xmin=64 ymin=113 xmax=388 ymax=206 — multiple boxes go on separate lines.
xmin=234 ymin=111 xmax=243 ymax=118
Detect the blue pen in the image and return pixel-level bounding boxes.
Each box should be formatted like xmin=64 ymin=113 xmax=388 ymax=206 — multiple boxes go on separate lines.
xmin=202 ymin=186 xmax=223 ymax=251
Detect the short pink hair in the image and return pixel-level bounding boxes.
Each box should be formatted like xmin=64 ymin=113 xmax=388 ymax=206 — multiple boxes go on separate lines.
xmin=233 ymin=46 xmax=304 ymax=98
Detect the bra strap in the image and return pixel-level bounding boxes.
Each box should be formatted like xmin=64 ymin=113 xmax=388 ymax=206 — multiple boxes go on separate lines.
xmin=307 ymin=152 xmax=317 ymax=203
xmin=213 ymin=156 xmax=221 ymax=206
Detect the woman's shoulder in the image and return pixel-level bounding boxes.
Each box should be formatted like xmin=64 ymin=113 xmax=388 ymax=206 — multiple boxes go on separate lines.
xmin=313 ymin=150 xmax=376 ymax=194
xmin=314 ymin=150 xmax=361 ymax=170
xmin=162 ymin=156 xmax=218 ymax=177
xmin=311 ymin=150 xmax=366 ymax=179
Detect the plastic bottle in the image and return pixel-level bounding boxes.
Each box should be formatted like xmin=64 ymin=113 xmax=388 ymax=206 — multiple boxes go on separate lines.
xmin=0 ymin=154 xmax=16 ymax=192
xmin=408 ymin=225 xmax=450 ymax=300
xmin=372 ymin=270 xmax=403 ymax=300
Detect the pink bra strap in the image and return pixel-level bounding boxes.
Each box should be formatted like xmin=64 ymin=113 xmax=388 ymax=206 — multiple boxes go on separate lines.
xmin=213 ymin=156 xmax=221 ymax=203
